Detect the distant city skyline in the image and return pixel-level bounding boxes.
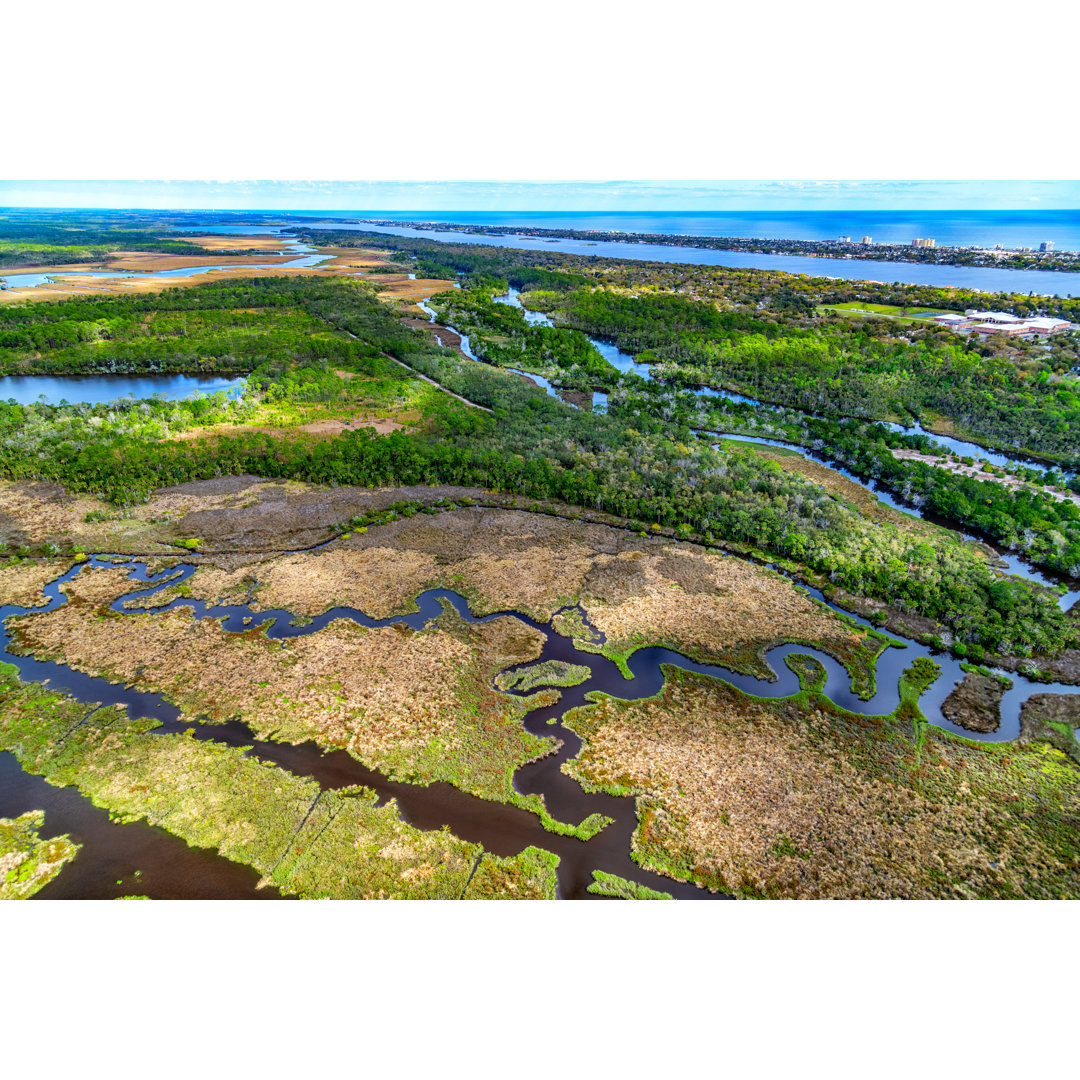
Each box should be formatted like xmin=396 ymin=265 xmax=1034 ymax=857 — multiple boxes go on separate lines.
xmin=2 ymin=179 xmax=1078 ymax=211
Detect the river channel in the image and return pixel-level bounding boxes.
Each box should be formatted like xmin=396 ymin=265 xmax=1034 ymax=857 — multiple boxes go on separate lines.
xmin=451 ymin=288 xmax=1080 ymax=610
xmin=3 ymin=236 xmax=1079 ymax=898
xmin=3 ymin=517 xmax=1077 ymax=899
xmin=300 ymin=221 xmax=1080 ymax=297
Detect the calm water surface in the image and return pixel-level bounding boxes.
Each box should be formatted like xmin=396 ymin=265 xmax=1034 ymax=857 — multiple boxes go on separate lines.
xmin=305 ymin=221 xmax=1080 ymax=296
xmin=0 ymin=374 xmax=246 ymax=405
xmin=320 ymin=210 xmax=1080 ymax=251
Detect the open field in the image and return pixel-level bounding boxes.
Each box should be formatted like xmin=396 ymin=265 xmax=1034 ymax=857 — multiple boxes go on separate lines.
xmin=819 ymin=301 xmax=951 ymax=321
xmin=167 ymin=415 xmax=407 ymax=445
xmin=564 ymin=665 xmax=1080 ymax=899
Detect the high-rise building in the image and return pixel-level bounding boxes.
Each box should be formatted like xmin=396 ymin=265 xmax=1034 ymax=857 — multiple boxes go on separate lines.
xmin=861 ymin=236 xmax=873 ymax=245
xmin=912 ymin=238 xmax=935 ymax=248
xmin=1040 ymin=241 xmax=1054 ymax=252
xmin=837 ymin=235 xmax=851 ymax=243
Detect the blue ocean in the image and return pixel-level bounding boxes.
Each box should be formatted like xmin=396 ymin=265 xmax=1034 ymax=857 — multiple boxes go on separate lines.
xmin=312 ymin=210 xmax=1080 ymax=252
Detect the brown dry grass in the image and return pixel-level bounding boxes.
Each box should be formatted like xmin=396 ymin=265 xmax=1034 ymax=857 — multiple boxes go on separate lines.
xmin=565 ymin=669 xmax=1080 ymax=898
xmin=0 ymin=481 xmax=117 ymax=545
xmin=0 ymin=559 xmax=71 ymax=608
xmin=10 ymin=562 xmax=552 ymax=803
xmin=0 ymin=477 xmax=301 ymax=550
xmin=581 ymin=544 xmax=869 ymax=672
xmin=753 ymin=449 xmax=929 ymax=530
xmin=257 ymin=546 xmax=438 ymax=617
xmin=165 ymin=235 xmax=289 ymax=252
xmin=303 ymin=508 xmax=872 ymax=675
xmin=104 ymin=253 xmax=298 ymax=273
xmin=188 ymin=547 xmax=441 ymax=618
xmin=377 ymin=277 xmax=457 ymax=301
xmin=317 ymin=249 xmax=396 ymax=269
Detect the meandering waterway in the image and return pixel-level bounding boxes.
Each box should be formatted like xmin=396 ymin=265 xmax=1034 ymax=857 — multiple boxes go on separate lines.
xmin=2 ymin=536 xmax=1077 ymax=899
xmin=484 ymin=288 xmax=1080 ymax=609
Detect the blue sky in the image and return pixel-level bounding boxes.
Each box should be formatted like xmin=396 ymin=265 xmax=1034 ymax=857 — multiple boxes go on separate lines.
xmin=2 ymin=180 xmax=1078 ymax=212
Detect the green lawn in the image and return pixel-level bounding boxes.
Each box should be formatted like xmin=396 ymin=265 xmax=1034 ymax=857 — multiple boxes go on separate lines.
xmin=819 ymin=302 xmax=952 ymax=322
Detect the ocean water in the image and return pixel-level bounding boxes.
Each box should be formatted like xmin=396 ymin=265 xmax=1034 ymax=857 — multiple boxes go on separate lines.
xmin=306 ymin=221 xmax=1080 ymax=296
xmin=313 ymin=210 xmax=1080 ymax=251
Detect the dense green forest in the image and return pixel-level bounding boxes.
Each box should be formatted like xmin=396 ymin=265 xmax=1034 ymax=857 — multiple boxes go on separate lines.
xmin=294 ymin=230 xmax=1080 ymax=463
xmin=418 ymin=278 xmax=1080 ymax=577
xmin=0 ymin=224 xmax=264 ymax=271
xmin=0 ymin=275 xmax=1073 ymax=662
xmin=525 ymin=286 xmax=1080 ymax=466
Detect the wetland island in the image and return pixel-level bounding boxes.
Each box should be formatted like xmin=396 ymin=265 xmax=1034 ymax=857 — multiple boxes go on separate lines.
xmin=1 ymin=208 xmax=1079 ymax=900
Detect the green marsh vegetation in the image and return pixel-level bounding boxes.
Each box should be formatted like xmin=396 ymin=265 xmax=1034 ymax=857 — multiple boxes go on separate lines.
xmin=494 ymin=660 xmax=592 ymax=693
xmin=587 ymin=870 xmax=672 ymax=899
xmin=0 ymin=808 xmax=80 ymax=899
xmin=0 ymin=274 xmax=1073 ymax=663
xmin=0 ymin=662 xmax=557 ymax=899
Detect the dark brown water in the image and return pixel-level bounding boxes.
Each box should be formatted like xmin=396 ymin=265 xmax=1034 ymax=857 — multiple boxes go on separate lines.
xmin=3 ymin=551 xmax=1076 ymax=899
xmin=0 ymin=752 xmax=279 ymax=900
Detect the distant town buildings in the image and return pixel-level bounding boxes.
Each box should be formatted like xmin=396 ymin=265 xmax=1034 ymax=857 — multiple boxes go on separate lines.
xmin=837 ymin=235 xmax=851 ymax=243
xmin=861 ymin=236 xmax=873 ymax=245
xmin=932 ymin=311 xmax=1072 ymax=337
xmin=1040 ymin=241 xmax=1055 ymax=252
xmin=912 ymin=238 xmax=936 ymax=248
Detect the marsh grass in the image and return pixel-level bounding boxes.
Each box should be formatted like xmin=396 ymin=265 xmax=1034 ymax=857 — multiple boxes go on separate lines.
xmin=587 ymin=870 xmax=672 ymax=900
xmin=0 ymin=808 xmax=79 ymax=899
xmin=564 ymin=662 xmax=1080 ymax=899
xmin=0 ymin=666 xmax=558 ymax=899
xmin=494 ymin=660 xmax=591 ymax=693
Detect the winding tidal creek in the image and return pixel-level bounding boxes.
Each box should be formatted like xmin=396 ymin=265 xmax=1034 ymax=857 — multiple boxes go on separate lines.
xmin=3 ymin=545 xmax=1077 ymax=899
xmin=3 ymin=239 xmax=1079 ymax=898
xmin=426 ymin=288 xmax=1080 ymax=610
